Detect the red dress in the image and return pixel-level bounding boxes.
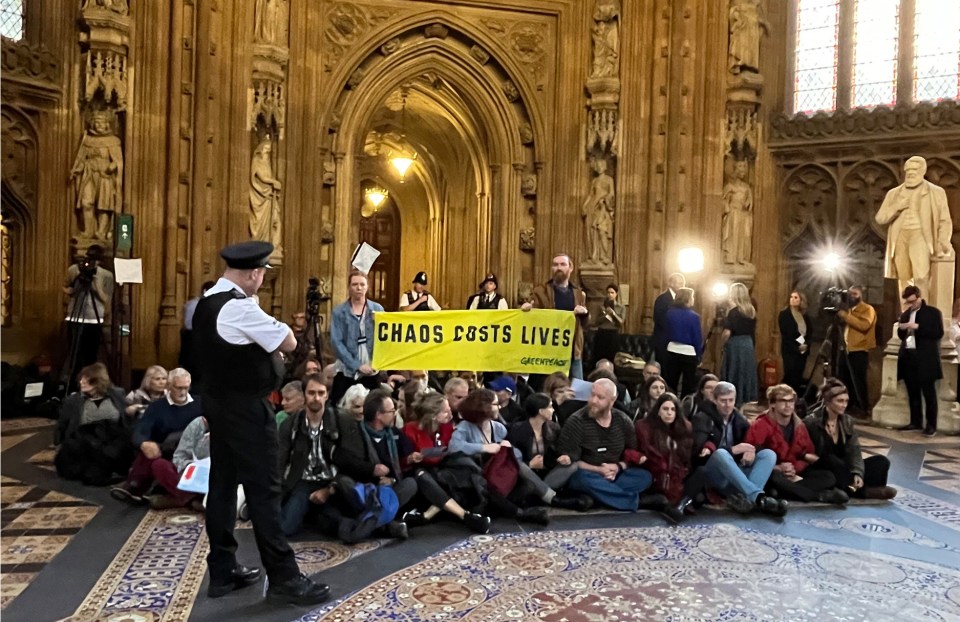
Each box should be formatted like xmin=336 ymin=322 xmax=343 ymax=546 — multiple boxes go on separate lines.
xmin=402 ymin=421 xmax=454 ymax=466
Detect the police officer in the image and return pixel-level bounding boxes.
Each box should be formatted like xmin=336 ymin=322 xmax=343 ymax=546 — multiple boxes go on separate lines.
xmin=399 ymin=271 xmax=441 ymax=311
xmin=467 ymin=273 xmax=508 ymax=310
xmin=193 ymin=241 xmax=329 ymax=606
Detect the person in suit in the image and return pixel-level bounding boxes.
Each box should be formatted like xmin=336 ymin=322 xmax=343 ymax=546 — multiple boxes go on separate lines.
xmin=652 ymin=273 xmax=685 ymax=366
xmin=778 ymin=291 xmax=812 ymax=395
xmin=896 ymin=285 xmax=944 ymax=436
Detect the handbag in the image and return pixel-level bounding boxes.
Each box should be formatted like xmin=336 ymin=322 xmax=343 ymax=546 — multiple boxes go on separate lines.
xmin=482 ymin=445 xmax=519 ymax=497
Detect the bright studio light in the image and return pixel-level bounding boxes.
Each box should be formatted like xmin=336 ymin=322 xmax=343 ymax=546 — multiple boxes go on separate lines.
xmin=712 ymin=282 xmax=729 ymax=299
xmin=822 ymin=252 xmax=842 ymax=273
xmin=678 ymin=247 xmax=704 ymax=273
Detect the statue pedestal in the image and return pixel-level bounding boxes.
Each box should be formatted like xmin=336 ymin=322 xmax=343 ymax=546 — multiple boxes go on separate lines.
xmin=580 ymin=263 xmax=617 ymax=318
xmin=719 ymin=263 xmax=756 ymax=288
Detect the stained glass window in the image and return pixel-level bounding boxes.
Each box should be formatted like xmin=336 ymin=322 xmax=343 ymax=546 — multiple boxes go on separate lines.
xmin=914 ymin=0 xmax=960 ymax=102
xmin=0 ymin=0 xmax=24 ymax=41
xmin=852 ymin=0 xmax=899 ymax=108
xmin=794 ymin=0 xmax=840 ymax=114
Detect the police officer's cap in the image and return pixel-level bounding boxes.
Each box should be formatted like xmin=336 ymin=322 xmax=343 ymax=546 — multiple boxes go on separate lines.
xmin=412 ymin=271 xmax=428 ymax=285
xmin=220 ymin=241 xmax=273 ymax=270
xmin=479 ymin=273 xmax=498 ymax=289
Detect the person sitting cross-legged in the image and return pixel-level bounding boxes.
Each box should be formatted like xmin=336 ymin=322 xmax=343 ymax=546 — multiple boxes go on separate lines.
xmin=746 ymin=384 xmax=848 ymax=505
xmin=692 ymin=381 xmax=787 ymax=517
xmin=111 ymin=368 xmax=204 ymax=509
xmin=274 ymin=381 xmax=304 ymax=429
xmin=559 ymin=379 xmax=665 ymax=512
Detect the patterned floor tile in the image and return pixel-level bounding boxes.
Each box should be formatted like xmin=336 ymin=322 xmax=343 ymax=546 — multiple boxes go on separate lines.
xmin=0 ymin=572 xmax=34 ymax=608
xmin=0 ymin=433 xmax=34 ymax=452
xmin=858 ymin=436 xmax=892 ymax=458
xmin=859 ymin=424 xmax=959 ymax=445
xmin=919 ymin=448 xmax=960 ymax=495
xmin=895 ymin=488 xmax=960 ymax=532
xmin=0 ymin=418 xmax=54 ymax=434
xmin=27 ymin=445 xmax=57 ymax=472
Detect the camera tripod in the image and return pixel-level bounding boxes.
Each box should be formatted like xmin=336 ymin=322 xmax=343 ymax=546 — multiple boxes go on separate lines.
xmin=59 ymin=277 xmax=103 ymax=394
xmin=807 ymin=313 xmax=865 ymax=410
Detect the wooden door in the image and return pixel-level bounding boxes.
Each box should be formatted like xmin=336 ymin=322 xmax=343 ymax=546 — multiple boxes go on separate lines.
xmin=359 ymin=202 xmax=400 ymax=310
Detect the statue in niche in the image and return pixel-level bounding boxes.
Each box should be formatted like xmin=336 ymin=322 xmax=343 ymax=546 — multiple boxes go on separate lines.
xmin=520 ymin=227 xmax=535 ymax=251
xmin=521 ymin=173 xmax=537 ymax=196
xmin=721 ymin=160 xmax=754 ymax=265
xmin=255 ymin=0 xmax=289 ymax=45
xmin=728 ymin=0 xmax=768 ymax=75
xmin=320 ymin=220 xmax=334 ymax=243
xmin=875 ymin=156 xmax=954 ymax=295
xmin=82 ymin=0 xmax=128 ymax=14
xmin=249 ymin=136 xmax=283 ymax=254
xmin=71 ymin=109 xmax=123 ymax=241
xmin=322 ymin=158 xmax=336 ymax=185
xmin=590 ymin=0 xmax=621 ymax=79
xmin=582 ymin=156 xmax=616 ymax=265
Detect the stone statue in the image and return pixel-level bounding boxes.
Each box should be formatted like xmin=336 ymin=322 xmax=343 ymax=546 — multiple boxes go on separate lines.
xmin=322 ymin=157 xmax=336 ymax=186
xmin=70 ymin=110 xmax=123 ymax=241
xmin=249 ymin=136 xmax=283 ymax=254
xmin=582 ymin=156 xmax=616 ymax=265
xmin=82 ymin=0 xmax=129 ymax=14
xmin=255 ymin=0 xmax=289 ymax=45
xmin=875 ymin=156 xmax=954 ymax=294
xmin=590 ymin=0 xmax=621 ymax=79
xmin=721 ymin=160 xmax=754 ymax=265
xmin=521 ymin=173 xmax=537 ymax=196
xmin=728 ymin=0 xmax=768 ymax=75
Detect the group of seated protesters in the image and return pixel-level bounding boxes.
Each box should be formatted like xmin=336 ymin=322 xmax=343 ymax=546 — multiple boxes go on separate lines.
xmin=53 ymin=357 xmax=897 ymax=548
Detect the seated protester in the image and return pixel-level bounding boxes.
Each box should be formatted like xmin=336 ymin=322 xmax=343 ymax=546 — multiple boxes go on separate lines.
xmin=746 ymin=384 xmax=848 ymax=505
xmin=681 ymin=374 xmax=718 ymax=422
xmin=586 ymin=368 xmax=629 ymax=414
xmin=449 ymin=389 xmax=567 ymax=524
xmin=635 ymin=393 xmax=707 ymax=522
xmin=399 ymin=392 xmax=491 ymax=533
xmin=337 ymin=384 xmax=369 ymax=422
xmin=443 ymin=376 xmax=470 ymax=422
xmin=544 ymin=372 xmax=580 ymax=425
xmin=55 ymin=363 xmax=133 ymax=486
xmin=397 ymin=379 xmax=425 ymax=425
xmin=275 ymin=381 xmax=304 ymax=429
xmin=559 ymin=379 xmax=664 ymax=512
xmin=293 ymin=355 xmax=321 ymax=382
xmin=357 ymin=390 xmax=418 ymax=512
xmin=111 ymin=368 xmax=204 ymax=509
xmin=277 ymin=376 xmax=406 ymax=541
xmin=692 ymin=381 xmax=787 ymax=516
xmin=594 ymin=359 xmax=632 ymax=404
xmin=124 ymin=365 xmax=168 ymax=419
xmin=168 ymin=415 xmax=210 ymax=512
xmin=488 ymin=375 xmax=523 ymax=425
xmin=642 ymin=361 xmax=662 ymax=383
xmin=803 ymin=378 xmax=897 ymax=499
xmin=627 ymin=374 xmax=668 ymax=423
xmin=508 ymin=393 xmax=586 ymax=505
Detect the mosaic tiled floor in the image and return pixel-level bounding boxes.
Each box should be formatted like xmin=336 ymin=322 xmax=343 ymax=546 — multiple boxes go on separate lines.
xmin=59 ymin=509 xmax=380 ymax=622
xmin=803 ymin=516 xmax=960 ymax=552
xmin=0 ymin=476 xmax=99 ymax=609
xmin=919 ymin=447 xmax=960 ymax=495
xmin=27 ymin=445 xmax=57 ymax=472
xmin=858 ymin=435 xmax=891 ymax=458
xmin=859 ymin=424 xmax=960 ymax=445
xmin=894 ymin=488 xmax=960 ymax=532
xmin=299 ymin=524 xmax=960 ymax=622
xmin=0 ymin=417 xmax=55 ymax=434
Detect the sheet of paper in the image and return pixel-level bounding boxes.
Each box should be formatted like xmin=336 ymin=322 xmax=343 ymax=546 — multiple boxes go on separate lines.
xmin=24 ymin=382 xmax=44 ymax=399
xmin=351 ymin=242 xmax=381 ymax=274
xmin=571 ymin=378 xmax=594 ymax=402
xmin=114 ymin=258 xmax=143 ymax=284
xmin=796 ymin=335 xmax=805 ymax=345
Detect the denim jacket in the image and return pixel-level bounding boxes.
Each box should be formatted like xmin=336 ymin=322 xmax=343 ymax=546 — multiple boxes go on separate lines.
xmin=331 ymin=298 xmax=384 ymax=377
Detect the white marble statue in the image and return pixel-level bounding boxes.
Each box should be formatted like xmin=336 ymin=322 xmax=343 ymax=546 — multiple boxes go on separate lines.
xmin=249 ymin=137 xmax=283 ymax=253
xmin=583 ymin=156 xmax=616 ymax=265
xmin=721 ymin=160 xmax=754 ymax=266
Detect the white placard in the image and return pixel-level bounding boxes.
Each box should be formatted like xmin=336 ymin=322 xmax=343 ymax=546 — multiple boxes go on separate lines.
xmin=571 ymin=378 xmax=594 ymax=402
xmin=114 ymin=258 xmax=143 ymax=285
xmin=351 ymin=242 xmax=381 ymax=274
xmin=23 ymin=382 xmax=44 ymax=399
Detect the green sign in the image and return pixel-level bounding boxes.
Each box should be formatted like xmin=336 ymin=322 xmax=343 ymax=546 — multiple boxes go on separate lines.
xmin=115 ymin=214 xmax=133 ymax=256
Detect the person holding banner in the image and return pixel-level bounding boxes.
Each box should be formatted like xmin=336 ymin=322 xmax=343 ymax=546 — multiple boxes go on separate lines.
xmin=521 ymin=252 xmax=589 ymax=379
xmin=400 ymin=271 xmax=442 ymax=311
xmin=331 ymin=270 xmax=385 ymax=405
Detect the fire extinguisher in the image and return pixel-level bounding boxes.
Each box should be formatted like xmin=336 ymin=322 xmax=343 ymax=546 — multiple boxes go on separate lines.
xmin=759 ymin=357 xmax=779 ymax=391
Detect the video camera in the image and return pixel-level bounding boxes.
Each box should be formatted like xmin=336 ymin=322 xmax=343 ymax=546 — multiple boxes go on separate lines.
xmin=820 ymin=286 xmax=849 ymax=314
xmin=76 ymin=256 xmax=98 ymax=285
xmin=305 ymin=277 xmax=327 ymax=316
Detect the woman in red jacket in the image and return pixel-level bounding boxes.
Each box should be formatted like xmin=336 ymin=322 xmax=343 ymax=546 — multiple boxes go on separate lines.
xmin=635 ymin=393 xmax=705 ymax=523
xmin=745 ymin=384 xmax=848 ymax=504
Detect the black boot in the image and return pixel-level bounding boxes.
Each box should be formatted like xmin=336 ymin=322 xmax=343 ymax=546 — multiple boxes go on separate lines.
xmin=462 ymin=512 xmax=492 ymax=534
xmin=550 ymin=494 xmax=594 ymax=512
xmin=662 ymin=496 xmax=693 ymax=524
xmin=401 ymin=509 xmax=431 ymax=528
xmin=517 ymin=507 xmax=550 ymax=525
xmin=265 ymin=573 xmax=331 ymax=606
xmin=637 ymin=493 xmax=669 ymax=511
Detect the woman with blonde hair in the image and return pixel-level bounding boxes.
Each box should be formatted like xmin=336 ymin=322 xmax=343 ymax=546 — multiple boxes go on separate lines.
xmin=778 ymin=290 xmax=811 ymax=394
xmin=124 ymin=365 xmax=168 ymax=419
xmin=720 ymin=282 xmax=757 ymax=406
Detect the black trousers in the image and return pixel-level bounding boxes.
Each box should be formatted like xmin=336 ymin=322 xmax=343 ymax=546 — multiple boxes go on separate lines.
xmin=592 ymin=329 xmax=620 ymax=367
xmin=204 ymin=394 xmax=299 ymax=585
xmin=840 ymin=351 xmax=869 ymax=412
xmin=807 ymin=454 xmax=889 ymax=497
xmin=66 ymin=322 xmax=102 ymax=387
xmin=781 ymin=351 xmax=808 ymax=395
xmin=662 ymin=351 xmax=699 ymax=398
xmin=904 ymin=374 xmax=938 ymax=431
xmin=766 ymin=469 xmax=836 ymax=502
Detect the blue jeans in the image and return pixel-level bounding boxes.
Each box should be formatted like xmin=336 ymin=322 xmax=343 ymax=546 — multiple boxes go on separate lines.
xmin=702 ymin=448 xmax=776 ymax=502
xmin=566 ymin=467 xmax=652 ymax=511
xmin=280 ymin=480 xmax=329 ymax=536
xmin=569 ymin=358 xmax=584 ymax=380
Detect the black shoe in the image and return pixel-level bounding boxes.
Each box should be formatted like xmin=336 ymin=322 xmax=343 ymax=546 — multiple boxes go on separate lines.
xmin=462 ymin=512 xmax=491 ymax=534
xmin=817 ymin=488 xmax=849 ymax=505
xmin=207 ymin=564 xmax=262 ymax=598
xmin=385 ymin=520 xmax=409 ymax=540
xmin=110 ymin=482 xmax=147 ymax=506
xmin=897 ymin=424 xmax=922 ymax=431
xmin=550 ymin=494 xmax=594 ymax=512
xmin=637 ymin=493 xmax=669 ymax=512
xmin=726 ymin=493 xmax=754 ymax=514
xmin=401 ymin=510 xmax=430 ymax=528
xmin=922 ymin=427 xmax=937 ymax=438
xmin=661 ymin=504 xmax=685 ymax=524
xmin=265 ymin=573 xmax=331 ymax=606
xmin=756 ymin=494 xmax=788 ymax=517
xmin=517 ymin=507 xmax=550 ymax=525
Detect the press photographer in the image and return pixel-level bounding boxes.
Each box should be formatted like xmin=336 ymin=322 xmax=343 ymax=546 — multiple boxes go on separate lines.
xmin=62 ymin=245 xmax=114 ymax=389
xmin=834 ymin=285 xmax=875 ymax=415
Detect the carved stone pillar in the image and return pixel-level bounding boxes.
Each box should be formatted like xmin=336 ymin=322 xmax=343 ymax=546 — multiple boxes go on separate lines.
xmin=583 ymin=0 xmax=621 ymax=303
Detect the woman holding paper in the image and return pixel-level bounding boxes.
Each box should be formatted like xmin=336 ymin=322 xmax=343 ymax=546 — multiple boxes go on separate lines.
xmin=330 ymin=270 xmax=385 ymax=404
xmin=778 ymin=291 xmax=811 ymax=395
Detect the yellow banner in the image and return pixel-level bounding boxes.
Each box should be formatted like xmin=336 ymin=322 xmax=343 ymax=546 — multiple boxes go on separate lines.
xmin=372 ymin=309 xmax=576 ymax=373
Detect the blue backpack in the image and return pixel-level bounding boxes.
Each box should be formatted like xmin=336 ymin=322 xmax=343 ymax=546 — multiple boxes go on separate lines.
xmin=347 ymin=482 xmax=399 ymax=528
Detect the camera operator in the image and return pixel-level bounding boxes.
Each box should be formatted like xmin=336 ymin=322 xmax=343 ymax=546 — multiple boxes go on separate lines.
xmin=835 ymin=286 xmax=875 ymax=415
xmin=62 ymin=245 xmax=114 ymax=385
